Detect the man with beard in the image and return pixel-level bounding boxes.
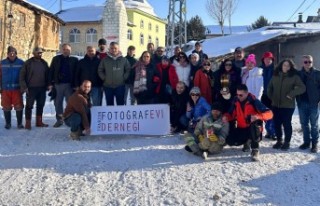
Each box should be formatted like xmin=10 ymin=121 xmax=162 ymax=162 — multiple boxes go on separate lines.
xmin=63 ymin=80 xmax=92 ymax=140
xmin=184 ymin=102 xmax=229 ymax=160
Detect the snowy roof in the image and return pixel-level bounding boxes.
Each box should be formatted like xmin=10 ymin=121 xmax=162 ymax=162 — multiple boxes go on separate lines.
xmin=56 ymin=5 xmax=104 ymax=23
xmin=188 ymin=26 xmax=320 ymax=59
xmin=124 ymin=0 xmax=156 ymax=16
xmin=205 ymin=25 xmax=249 ymax=35
xmin=57 ymin=0 xmax=158 ymax=23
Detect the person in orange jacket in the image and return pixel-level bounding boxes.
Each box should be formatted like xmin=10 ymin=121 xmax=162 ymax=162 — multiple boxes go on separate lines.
xmin=225 ymin=84 xmax=273 ymax=161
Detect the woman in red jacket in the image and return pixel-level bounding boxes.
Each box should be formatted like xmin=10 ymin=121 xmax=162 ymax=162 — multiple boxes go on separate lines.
xmin=156 ymin=56 xmax=179 ymax=103
xmin=194 ymin=59 xmax=215 ymax=104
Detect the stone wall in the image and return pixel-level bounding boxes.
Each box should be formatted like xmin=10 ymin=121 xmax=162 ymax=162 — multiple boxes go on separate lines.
xmin=0 ymin=0 xmax=61 ymax=64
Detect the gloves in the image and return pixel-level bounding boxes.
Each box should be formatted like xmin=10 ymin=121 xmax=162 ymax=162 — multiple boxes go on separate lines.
xmin=218 ymin=137 xmax=226 ymax=145
xmin=208 ymin=134 xmax=218 ymax=142
xmin=198 ymin=134 xmax=205 ymax=142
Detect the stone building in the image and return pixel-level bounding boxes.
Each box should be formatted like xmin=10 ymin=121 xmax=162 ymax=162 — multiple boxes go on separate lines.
xmin=0 ymin=0 xmax=64 ymax=62
xmin=57 ymin=0 xmax=166 ymax=57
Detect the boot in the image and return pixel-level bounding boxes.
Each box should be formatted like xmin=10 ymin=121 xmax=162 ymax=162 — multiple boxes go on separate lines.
xmin=16 ymin=110 xmax=24 ymax=129
xmin=25 ymin=119 xmax=31 ymax=130
xmin=281 ymin=142 xmax=290 ymax=150
xmin=311 ymin=143 xmax=318 ymax=153
xmin=242 ymin=140 xmax=251 ymax=152
xmin=70 ymin=130 xmax=81 ymax=141
xmin=299 ymin=142 xmax=310 ymax=150
xmin=251 ymin=149 xmax=259 ymax=161
xmin=4 ymin=111 xmax=11 ymax=129
xmin=53 ymin=114 xmax=63 ymax=128
xmin=36 ymin=115 xmax=48 ymax=127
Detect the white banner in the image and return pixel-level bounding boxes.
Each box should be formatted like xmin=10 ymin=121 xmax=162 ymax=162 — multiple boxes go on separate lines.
xmin=91 ymin=104 xmax=170 ymax=135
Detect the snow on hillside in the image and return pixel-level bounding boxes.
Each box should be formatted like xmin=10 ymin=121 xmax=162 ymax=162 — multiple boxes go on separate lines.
xmin=0 ymin=98 xmax=320 ymax=205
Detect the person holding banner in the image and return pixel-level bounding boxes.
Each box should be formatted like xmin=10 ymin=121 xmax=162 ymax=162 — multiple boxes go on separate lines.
xmin=184 ymin=102 xmax=229 ymax=159
xmin=63 ymin=80 xmax=92 ymax=140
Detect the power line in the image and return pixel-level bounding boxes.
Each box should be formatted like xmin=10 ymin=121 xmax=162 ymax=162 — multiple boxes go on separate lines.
xmin=47 ymin=0 xmax=58 ymax=10
xmin=287 ymin=0 xmax=307 ymax=21
xmin=302 ymin=0 xmax=318 ymax=13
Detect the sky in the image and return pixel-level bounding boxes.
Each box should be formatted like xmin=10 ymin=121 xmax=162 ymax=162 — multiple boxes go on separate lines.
xmin=27 ymin=0 xmax=320 ymax=26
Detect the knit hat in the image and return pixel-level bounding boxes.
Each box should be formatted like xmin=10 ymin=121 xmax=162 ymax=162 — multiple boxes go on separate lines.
xmin=189 ymin=86 xmax=201 ymax=95
xmin=7 ymin=46 xmax=17 ymax=54
xmin=190 ymin=53 xmax=199 ymax=61
xmin=161 ymin=55 xmax=170 ymax=61
xmin=98 ymin=38 xmax=107 ymax=45
xmin=235 ymin=47 xmax=243 ymax=53
xmin=261 ymin=51 xmax=274 ymax=61
xmin=211 ymin=102 xmax=223 ymax=112
xmin=245 ymin=54 xmax=256 ymax=66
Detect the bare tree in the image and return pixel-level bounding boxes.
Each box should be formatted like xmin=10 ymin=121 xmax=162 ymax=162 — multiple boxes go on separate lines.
xmin=206 ymin=0 xmax=238 ymax=35
xmin=226 ymin=0 xmax=239 ymax=34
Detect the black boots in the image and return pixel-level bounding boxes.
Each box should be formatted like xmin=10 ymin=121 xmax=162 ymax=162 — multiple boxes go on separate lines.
xmin=16 ymin=110 xmax=24 ymax=129
xmin=4 ymin=111 xmax=11 ymax=129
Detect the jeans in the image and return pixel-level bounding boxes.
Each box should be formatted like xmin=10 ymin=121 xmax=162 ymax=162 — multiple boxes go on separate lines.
xmin=298 ymin=102 xmax=319 ymax=145
xmin=64 ymin=113 xmax=82 ymax=132
xmin=90 ymin=87 xmax=102 ymax=106
xmin=103 ymin=85 xmax=125 ymax=106
xmin=265 ymin=119 xmax=275 ymax=135
xmin=54 ymin=83 xmax=73 ymax=117
xmin=124 ymin=84 xmax=135 ymax=105
xmin=272 ymin=107 xmax=295 ymax=143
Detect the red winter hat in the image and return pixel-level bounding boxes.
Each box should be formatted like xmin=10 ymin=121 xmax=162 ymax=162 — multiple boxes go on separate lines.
xmin=262 ymin=52 xmax=274 ymax=61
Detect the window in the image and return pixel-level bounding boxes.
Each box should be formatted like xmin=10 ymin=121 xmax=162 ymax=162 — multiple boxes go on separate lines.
xmin=127 ymin=29 xmax=132 ymax=40
xmin=140 ymin=20 xmax=144 ymax=29
xmin=156 ymin=25 xmax=159 ymax=33
xmin=155 ymin=37 xmax=159 ymax=48
xmin=148 ymin=35 xmax=152 ymax=43
xmin=148 ymin=23 xmax=152 ymax=30
xmin=69 ymin=28 xmax=81 ymax=43
xmin=86 ymin=28 xmax=97 ymax=43
xmin=19 ymin=12 xmax=26 ymax=27
xmin=140 ymin=33 xmax=144 ymax=45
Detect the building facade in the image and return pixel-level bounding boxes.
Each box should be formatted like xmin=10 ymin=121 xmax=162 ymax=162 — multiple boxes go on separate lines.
xmin=57 ymin=0 xmax=166 ymax=57
xmin=0 ymin=0 xmax=64 ymax=62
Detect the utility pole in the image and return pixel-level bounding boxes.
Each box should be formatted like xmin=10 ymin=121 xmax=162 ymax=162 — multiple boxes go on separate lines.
xmin=166 ymin=0 xmax=187 ymax=56
xmin=59 ymin=0 xmax=62 ymax=11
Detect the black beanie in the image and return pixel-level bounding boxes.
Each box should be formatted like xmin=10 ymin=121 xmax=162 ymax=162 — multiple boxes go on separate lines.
xmin=7 ymin=46 xmax=17 ymax=54
xmin=211 ymin=102 xmax=223 ymax=112
xmin=98 ymin=38 xmax=107 ymax=45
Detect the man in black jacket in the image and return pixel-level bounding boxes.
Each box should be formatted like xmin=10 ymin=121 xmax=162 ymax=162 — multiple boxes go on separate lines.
xmin=297 ymin=55 xmax=320 ymax=153
xmin=49 ymin=43 xmax=78 ymax=127
xmin=76 ymin=46 xmax=102 ymax=106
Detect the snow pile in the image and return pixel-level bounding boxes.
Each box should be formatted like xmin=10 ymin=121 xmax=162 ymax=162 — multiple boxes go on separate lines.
xmin=0 ymin=99 xmax=319 ymax=205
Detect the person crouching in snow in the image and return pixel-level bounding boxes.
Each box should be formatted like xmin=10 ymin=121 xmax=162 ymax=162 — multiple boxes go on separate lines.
xmin=184 ymin=102 xmax=229 ymax=159
xmin=63 ymin=80 xmax=92 ymax=140
xmin=225 ymin=84 xmax=273 ymax=161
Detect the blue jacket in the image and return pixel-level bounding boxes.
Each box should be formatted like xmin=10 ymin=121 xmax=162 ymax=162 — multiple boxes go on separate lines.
xmin=297 ymin=67 xmax=320 ymax=106
xmin=187 ymin=97 xmax=211 ymax=121
xmin=261 ymin=63 xmax=274 ymax=95
xmin=0 ymin=57 xmax=24 ymax=90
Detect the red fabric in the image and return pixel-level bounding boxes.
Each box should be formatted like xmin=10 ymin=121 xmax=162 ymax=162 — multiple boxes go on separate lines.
xmin=225 ymin=98 xmax=273 ymax=128
xmin=193 ymin=69 xmax=213 ymax=104
xmin=155 ymin=63 xmax=179 ymax=94
xmin=1 ymin=90 xmax=24 ymax=110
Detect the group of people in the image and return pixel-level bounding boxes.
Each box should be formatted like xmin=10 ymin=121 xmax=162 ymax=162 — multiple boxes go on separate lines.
xmin=0 ymin=39 xmax=319 ymax=161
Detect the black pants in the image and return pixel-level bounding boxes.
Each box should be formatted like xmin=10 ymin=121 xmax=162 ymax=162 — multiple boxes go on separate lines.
xmin=272 ymin=107 xmax=295 ymax=143
xmin=226 ymin=120 xmax=263 ymax=149
xmin=25 ymin=87 xmax=47 ymax=119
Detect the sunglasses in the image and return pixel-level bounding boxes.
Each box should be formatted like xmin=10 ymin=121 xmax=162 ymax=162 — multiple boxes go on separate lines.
xmin=191 ymin=93 xmax=200 ymax=97
xmin=304 ymin=61 xmax=312 ymax=64
xmin=203 ymin=64 xmax=211 ymax=66
xmin=225 ymin=63 xmax=232 ymax=66
xmin=237 ymin=94 xmax=244 ymax=97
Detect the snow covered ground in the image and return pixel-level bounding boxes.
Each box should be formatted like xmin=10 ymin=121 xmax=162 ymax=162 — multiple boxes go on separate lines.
xmin=0 ymin=99 xmax=319 ymax=206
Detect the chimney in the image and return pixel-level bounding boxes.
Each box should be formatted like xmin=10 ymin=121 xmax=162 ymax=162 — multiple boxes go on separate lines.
xmin=297 ymin=12 xmax=303 ymax=23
